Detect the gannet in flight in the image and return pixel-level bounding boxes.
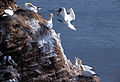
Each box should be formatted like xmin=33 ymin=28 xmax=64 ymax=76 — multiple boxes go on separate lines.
xmin=24 ymin=3 xmax=42 ymax=13
xmin=3 ymin=6 xmax=14 ymax=17
xmin=57 ymin=7 xmax=76 ymax=31
xmin=45 ymin=13 xmax=53 ymax=29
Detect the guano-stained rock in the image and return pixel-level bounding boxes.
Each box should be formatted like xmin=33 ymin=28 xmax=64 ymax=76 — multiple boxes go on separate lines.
xmin=0 ymin=0 xmax=100 ymax=82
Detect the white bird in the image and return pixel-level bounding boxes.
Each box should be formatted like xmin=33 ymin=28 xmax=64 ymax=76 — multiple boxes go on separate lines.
xmin=23 ymin=3 xmax=42 ymax=13
xmin=77 ymin=58 xmax=94 ymax=70
xmin=8 ymin=56 xmax=17 ymax=66
xmin=81 ymin=69 xmax=97 ymax=77
xmin=57 ymin=7 xmax=76 ymax=31
xmin=77 ymin=58 xmax=97 ymax=77
xmin=0 ymin=56 xmax=7 ymax=65
xmin=83 ymin=65 xmax=93 ymax=70
xmin=74 ymin=57 xmax=79 ymax=66
xmin=3 ymin=6 xmax=14 ymax=17
xmin=45 ymin=13 xmax=53 ymax=29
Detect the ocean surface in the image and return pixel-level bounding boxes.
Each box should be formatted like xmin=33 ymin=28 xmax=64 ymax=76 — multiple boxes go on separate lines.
xmin=15 ymin=0 xmax=120 ymax=82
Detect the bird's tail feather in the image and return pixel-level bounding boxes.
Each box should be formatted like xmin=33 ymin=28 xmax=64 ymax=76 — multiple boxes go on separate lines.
xmin=68 ymin=23 xmax=76 ymax=31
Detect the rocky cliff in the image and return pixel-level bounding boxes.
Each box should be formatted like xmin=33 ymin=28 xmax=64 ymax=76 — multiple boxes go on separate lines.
xmin=0 ymin=0 xmax=100 ymax=82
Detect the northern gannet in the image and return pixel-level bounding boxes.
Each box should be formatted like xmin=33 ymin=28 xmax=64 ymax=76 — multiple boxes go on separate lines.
xmin=24 ymin=3 xmax=42 ymax=13
xmin=77 ymin=58 xmax=94 ymax=70
xmin=0 ymin=56 xmax=7 ymax=65
xmin=77 ymin=58 xmax=97 ymax=77
xmin=8 ymin=56 xmax=17 ymax=66
xmin=0 ymin=55 xmax=17 ymax=66
xmin=45 ymin=13 xmax=53 ymax=29
xmin=3 ymin=6 xmax=14 ymax=17
xmin=74 ymin=57 xmax=79 ymax=66
xmin=81 ymin=69 xmax=97 ymax=77
xmin=57 ymin=7 xmax=76 ymax=31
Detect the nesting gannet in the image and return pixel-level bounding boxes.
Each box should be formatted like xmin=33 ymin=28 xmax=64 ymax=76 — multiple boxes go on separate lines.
xmin=81 ymin=69 xmax=97 ymax=77
xmin=57 ymin=7 xmax=76 ymax=31
xmin=0 ymin=56 xmax=7 ymax=65
xmin=74 ymin=57 xmax=79 ymax=66
xmin=45 ymin=13 xmax=53 ymax=29
xmin=77 ymin=58 xmax=93 ymax=70
xmin=8 ymin=56 xmax=17 ymax=66
xmin=3 ymin=6 xmax=14 ymax=17
xmin=57 ymin=33 xmax=61 ymax=39
xmin=24 ymin=3 xmax=42 ymax=13
xmin=67 ymin=59 xmax=72 ymax=67
xmin=77 ymin=58 xmax=97 ymax=77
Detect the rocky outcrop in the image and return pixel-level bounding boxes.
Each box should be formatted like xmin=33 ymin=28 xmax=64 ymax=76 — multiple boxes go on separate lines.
xmin=0 ymin=0 xmax=18 ymax=15
xmin=0 ymin=0 xmax=100 ymax=82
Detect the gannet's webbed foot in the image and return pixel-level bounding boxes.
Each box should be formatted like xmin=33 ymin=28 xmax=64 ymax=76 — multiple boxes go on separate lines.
xmin=0 ymin=56 xmax=7 ymax=65
xmin=8 ymin=56 xmax=17 ymax=66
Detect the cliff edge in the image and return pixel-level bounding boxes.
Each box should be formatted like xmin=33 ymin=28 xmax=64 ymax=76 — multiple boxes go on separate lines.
xmin=0 ymin=0 xmax=100 ymax=82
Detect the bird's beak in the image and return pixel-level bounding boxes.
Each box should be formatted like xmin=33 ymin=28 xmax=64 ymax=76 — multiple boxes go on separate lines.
xmin=37 ymin=7 xmax=42 ymax=10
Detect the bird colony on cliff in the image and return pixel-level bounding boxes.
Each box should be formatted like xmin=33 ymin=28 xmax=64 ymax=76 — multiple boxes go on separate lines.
xmin=0 ymin=2 xmax=99 ymax=81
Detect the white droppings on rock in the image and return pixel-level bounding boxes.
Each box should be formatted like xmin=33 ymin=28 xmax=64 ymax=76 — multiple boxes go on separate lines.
xmin=26 ymin=18 xmax=69 ymax=70
xmin=27 ymin=19 xmax=41 ymax=34
xmin=37 ymin=33 xmax=55 ymax=54
xmin=49 ymin=29 xmax=69 ymax=66
xmin=57 ymin=68 xmax=67 ymax=73
xmin=56 ymin=58 xmax=61 ymax=62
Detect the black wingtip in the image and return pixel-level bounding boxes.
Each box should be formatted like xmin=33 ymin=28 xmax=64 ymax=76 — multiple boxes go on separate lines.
xmin=57 ymin=19 xmax=63 ymax=23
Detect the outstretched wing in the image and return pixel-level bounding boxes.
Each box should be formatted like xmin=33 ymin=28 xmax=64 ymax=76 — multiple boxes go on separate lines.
xmin=66 ymin=8 xmax=75 ymax=21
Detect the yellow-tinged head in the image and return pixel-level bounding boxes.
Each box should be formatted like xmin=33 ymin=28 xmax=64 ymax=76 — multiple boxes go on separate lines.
xmin=49 ymin=13 xmax=53 ymax=20
xmin=50 ymin=13 xmax=53 ymax=17
xmin=25 ymin=3 xmax=33 ymax=7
